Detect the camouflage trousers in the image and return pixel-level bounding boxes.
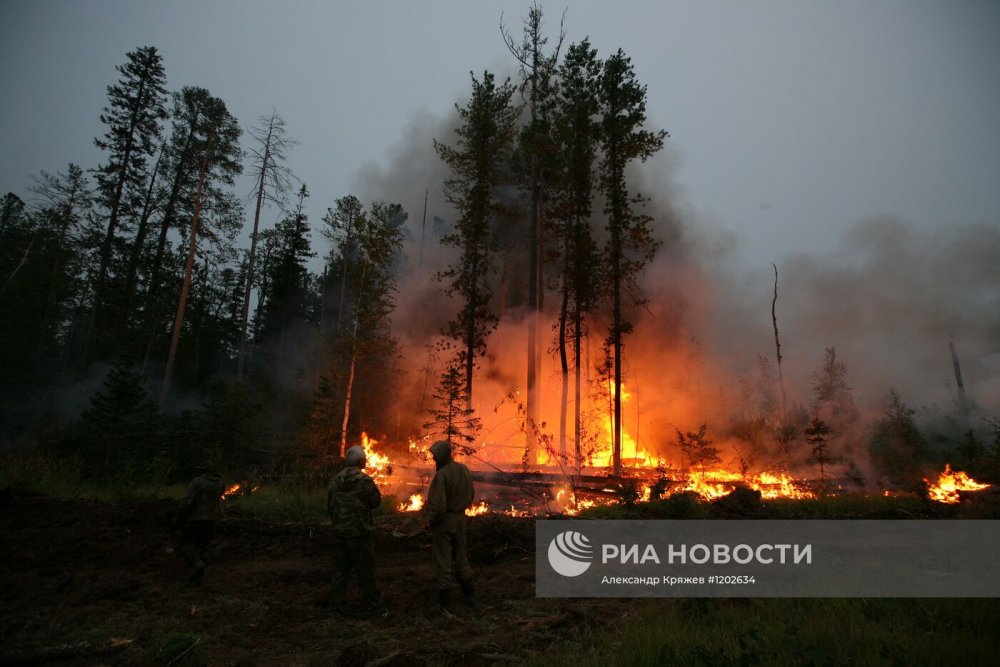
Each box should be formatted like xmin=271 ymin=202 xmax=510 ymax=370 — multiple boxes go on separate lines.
xmin=330 ymin=533 xmax=384 ymax=610
xmin=431 ymin=512 xmax=473 ymax=590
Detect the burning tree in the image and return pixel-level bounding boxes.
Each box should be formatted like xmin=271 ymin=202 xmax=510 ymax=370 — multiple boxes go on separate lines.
xmin=501 ymin=2 xmax=564 ymax=466
xmin=433 ymin=71 xmax=520 ymax=411
xmin=598 ymin=49 xmax=667 ymax=476
xmin=425 ymin=365 xmax=481 ymax=447
xmin=310 ymin=197 xmax=405 ymax=457
xmin=676 ymin=424 xmax=721 ymax=475
xmin=550 ymin=38 xmax=603 ymax=469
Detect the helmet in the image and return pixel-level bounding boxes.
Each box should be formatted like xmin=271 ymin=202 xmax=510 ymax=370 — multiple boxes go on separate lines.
xmin=344 ymin=445 xmax=366 ymax=467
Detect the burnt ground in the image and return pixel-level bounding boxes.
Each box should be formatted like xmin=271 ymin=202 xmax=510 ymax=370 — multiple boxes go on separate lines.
xmin=0 ymin=495 xmax=636 ymax=666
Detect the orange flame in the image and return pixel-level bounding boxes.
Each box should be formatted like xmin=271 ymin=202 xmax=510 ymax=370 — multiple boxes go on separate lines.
xmin=465 ymin=500 xmax=489 ymax=516
xmin=399 ymin=493 xmax=424 ymax=512
xmin=359 ymin=432 xmax=394 ymax=491
xmin=925 ymin=464 xmax=991 ymax=504
xmin=221 ymin=483 xmax=241 ymax=499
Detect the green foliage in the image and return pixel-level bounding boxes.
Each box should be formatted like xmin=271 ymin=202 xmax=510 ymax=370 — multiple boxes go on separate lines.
xmin=226 ymin=481 xmax=326 ymax=522
xmin=804 ymin=416 xmax=833 ymax=481
xmin=424 ymin=365 xmax=482 ymax=445
xmin=434 ymin=70 xmax=520 ymax=401
xmin=0 ymin=453 xmax=185 ymax=502
xmin=71 ymin=362 xmax=161 ymax=482
xmin=676 ymin=423 xmax=721 ymax=473
xmin=869 ymin=389 xmax=927 ymax=487
xmin=256 ymin=184 xmax=317 ymax=342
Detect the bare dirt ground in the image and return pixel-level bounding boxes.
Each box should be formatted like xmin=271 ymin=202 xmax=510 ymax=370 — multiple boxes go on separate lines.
xmin=0 ymin=495 xmax=634 ymax=666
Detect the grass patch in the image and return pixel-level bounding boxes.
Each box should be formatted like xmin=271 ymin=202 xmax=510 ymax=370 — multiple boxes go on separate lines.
xmin=0 ymin=453 xmax=184 ymax=503
xmin=534 ymin=598 xmax=1000 ymax=666
xmin=226 ymin=482 xmax=326 ymax=522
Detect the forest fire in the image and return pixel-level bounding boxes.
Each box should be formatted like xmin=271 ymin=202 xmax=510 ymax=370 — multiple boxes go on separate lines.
xmin=222 ymin=484 xmax=241 ymax=499
xmin=925 ymin=465 xmax=992 ymax=504
xmin=399 ymin=494 xmax=424 ymax=512
xmin=465 ymin=500 xmax=489 ymax=516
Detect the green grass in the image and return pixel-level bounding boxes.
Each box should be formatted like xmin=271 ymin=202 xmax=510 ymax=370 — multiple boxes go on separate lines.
xmin=225 ymin=482 xmax=326 ymax=522
xmin=0 ymin=453 xmax=185 ymax=503
xmin=532 ymin=598 xmax=1000 ymax=666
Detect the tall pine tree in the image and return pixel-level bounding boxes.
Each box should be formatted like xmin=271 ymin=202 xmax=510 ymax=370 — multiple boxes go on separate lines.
xmin=598 ymin=49 xmax=667 ymax=475
xmin=433 ymin=71 xmax=520 ymax=409
xmin=85 ymin=46 xmax=168 ymax=365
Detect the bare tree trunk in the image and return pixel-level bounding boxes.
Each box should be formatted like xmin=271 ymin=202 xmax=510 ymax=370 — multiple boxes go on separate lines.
xmin=236 ymin=121 xmax=275 ymax=381
xmin=417 ymin=189 xmax=427 ymax=281
xmin=573 ymin=303 xmax=583 ymax=473
xmin=160 ymin=140 xmax=212 ymax=407
xmin=525 ymin=161 xmax=540 ymax=466
xmin=339 ymin=341 xmax=357 ymax=458
xmin=557 ymin=226 xmax=572 ymax=461
xmin=950 ymin=341 xmax=969 ymax=414
xmin=772 ymin=263 xmax=787 ymax=419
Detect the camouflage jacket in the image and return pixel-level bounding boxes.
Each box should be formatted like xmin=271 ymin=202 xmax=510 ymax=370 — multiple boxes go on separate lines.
xmin=178 ymin=472 xmax=224 ymax=522
xmin=327 ymin=466 xmax=381 ymax=537
xmin=425 ymin=460 xmax=475 ymax=527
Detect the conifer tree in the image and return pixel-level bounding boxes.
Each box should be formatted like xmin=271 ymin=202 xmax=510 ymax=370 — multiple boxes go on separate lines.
xmin=434 ymin=71 xmax=520 ymax=409
xmin=160 ymin=89 xmax=243 ymax=405
xmin=598 ymin=49 xmax=667 ymax=475
xmin=86 ymin=46 xmax=168 ymax=363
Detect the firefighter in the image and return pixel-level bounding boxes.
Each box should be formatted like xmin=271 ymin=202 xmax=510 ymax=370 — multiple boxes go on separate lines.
xmin=176 ymin=461 xmax=224 ymax=584
xmin=425 ymin=439 xmax=476 ymax=611
xmin=327 ymin=445 xmax=388 ymax=617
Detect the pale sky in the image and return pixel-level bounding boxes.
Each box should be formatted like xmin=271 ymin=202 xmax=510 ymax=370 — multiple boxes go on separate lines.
xmin=2 ymin=0 xmax=998 ymax=265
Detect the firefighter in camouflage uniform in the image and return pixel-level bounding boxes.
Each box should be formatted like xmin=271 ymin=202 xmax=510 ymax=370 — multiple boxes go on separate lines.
xmin=327 ymin=445 xmax=387 ymax=617
xmin=426 ymin=439 xmax=477 ymax=611
xmin=176 ymin=462 xmax=224 ymax=583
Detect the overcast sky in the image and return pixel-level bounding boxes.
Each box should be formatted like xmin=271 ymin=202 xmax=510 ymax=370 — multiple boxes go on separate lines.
xmin=2 ymin=0 xmax=998 ymax=266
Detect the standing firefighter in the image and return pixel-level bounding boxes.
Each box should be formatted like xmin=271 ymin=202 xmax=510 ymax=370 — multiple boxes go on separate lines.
xmin=327 ymin=445 xmax=388 ymax=617
xmin=426 ymin=439 xmax=476 ymax=611
xmin=176 ymin=462 xmax=224 ymax=584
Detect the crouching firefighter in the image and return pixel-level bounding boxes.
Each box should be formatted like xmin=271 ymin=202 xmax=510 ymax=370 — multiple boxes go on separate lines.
xmin=176 ymin=461 xmax=224 ymax=584
xmin=426 ymin=439 xmax=477 ymax=612
xmin=327 ymin=445 xmax=388 ymax=618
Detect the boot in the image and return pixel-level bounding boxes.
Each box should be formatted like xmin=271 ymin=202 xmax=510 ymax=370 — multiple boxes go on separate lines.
xmin=459 ymin=579 xmax=477 ymax=608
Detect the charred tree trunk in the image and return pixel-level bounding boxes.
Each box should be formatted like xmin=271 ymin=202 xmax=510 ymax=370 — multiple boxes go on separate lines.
xmin=950 ymin=341 xmax=970 ymax=415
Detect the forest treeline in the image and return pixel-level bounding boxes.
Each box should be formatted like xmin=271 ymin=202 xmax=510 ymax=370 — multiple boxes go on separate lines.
xmin=0 ymin=7 xmax=679 ymax=482
xmin=2 ymin=7 xmax=996 ymax=489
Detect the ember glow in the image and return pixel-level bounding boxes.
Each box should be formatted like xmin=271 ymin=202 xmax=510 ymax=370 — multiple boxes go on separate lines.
xmin=925 ymin=465 xmax=991 ymax=504
xmin=221 ymin=483 xmax=241 ymax=499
